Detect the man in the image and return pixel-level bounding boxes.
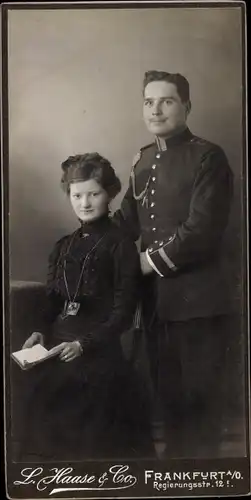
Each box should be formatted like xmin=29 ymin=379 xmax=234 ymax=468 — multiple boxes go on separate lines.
xmin=114 ymin=71 xmax=235 ymax=458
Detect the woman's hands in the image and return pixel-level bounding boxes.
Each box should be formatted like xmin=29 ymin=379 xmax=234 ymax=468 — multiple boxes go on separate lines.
xmin=22 ymin=334 xmax=82 ymax=362
xmin=58 ymin=341 xmax=83 ymax=362
xmin=22 ymin=331 xmax=44 ymax=349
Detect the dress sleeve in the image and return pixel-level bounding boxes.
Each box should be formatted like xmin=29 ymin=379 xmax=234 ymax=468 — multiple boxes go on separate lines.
xmin=40 ymin=238 xmax=66 ymax=332
xmin=78 ymin=237 xmax=140 ymax=352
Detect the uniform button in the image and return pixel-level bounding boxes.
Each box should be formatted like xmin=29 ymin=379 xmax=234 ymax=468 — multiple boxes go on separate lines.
xmin=159 ymin=241 xmax=164 ymax=246
xmin=168 ymin=236 xmax=173 ymax=241
xmin=149 ymin=247 xmax=153 ymax=253
xmin=152 ymin=177 xmax=156 ymax=182
xmin=151 ymin=189 xmax=155 ymax=195
xmin=151 ymin=202 xmax=155 ymax=207
xmin=154 ymin=240 xmax=158 ymax=244
xmin=152 ymin=164 xmax=156 ymax=170
xmin=156 ymin=154 xmax=161 ymax=159
xmin=152 ymin=227 xmax=156 ymax=232
xmin=150 ymin=214 xmax=155 ymax=219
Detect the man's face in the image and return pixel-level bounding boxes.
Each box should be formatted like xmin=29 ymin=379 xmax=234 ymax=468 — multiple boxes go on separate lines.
xmin=143 ymin=81 xmax=190 ymax=137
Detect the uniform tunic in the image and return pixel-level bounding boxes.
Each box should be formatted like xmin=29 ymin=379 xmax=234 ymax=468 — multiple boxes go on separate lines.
xmin=115 ymin=127 xmax=234 ymax=321
xmin=114 ymin=127 xmax=236 ymax=457
xmin=19 ymin=215 xmax=152 ymax=461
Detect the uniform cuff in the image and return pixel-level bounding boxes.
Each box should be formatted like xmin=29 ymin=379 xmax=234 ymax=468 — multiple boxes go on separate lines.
xmin=146 ymin=248 xmax=164 ymax=277
xmin=147 ymin=241 xmax=178 ymax=276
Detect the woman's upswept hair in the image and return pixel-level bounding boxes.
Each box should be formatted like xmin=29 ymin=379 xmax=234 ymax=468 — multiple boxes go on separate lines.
xmin=61 ymin=152 xmax=121 ymax=199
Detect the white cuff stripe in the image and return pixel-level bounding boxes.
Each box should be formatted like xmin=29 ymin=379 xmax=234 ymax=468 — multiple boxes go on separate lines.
xmin=158 ymin=247 xmax=178 ymax=271
xmin=165 ymin=234 xmax=176 ymax=245
xmin=146 ymin=249 xmax=164 ymax=277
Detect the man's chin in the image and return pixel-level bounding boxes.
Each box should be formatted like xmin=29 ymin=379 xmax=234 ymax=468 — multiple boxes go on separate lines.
xmin=149 ymin=124 xmax=172 ymax=136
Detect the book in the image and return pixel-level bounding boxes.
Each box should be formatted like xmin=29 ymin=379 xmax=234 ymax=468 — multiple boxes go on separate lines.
xmin=11 ymin=343 xmax=64 ymax=370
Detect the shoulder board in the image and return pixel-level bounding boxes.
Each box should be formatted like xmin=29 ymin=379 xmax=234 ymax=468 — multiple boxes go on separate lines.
xmin=132 ymin=143 xmax=153 ymax=168
xmin=140 ymin=142 xmax=153 ymax=152
xmin=189 ymin=135 xmax=212 ymax=147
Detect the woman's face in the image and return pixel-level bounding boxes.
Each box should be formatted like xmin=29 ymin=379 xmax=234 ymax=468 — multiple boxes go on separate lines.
xmin=69 ymin=179 xmax=110 ymax=223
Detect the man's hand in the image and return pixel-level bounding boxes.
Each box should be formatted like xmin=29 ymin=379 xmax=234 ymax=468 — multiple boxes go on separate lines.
xmin=59 ymin=341 xmax=83 ymax=362
xmin=22 ymin=332 xmax=44 ymax=349
xmin=140 ymin=251 xmax=154 ymax=275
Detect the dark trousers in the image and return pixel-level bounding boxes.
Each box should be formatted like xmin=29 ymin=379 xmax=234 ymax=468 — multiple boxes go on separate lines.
xmin=144 ymin=312 xmax=238 ymax=457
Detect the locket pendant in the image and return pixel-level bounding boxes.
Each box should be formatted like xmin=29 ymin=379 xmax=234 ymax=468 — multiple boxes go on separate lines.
xmin=60 ymin=300 xmax=80 ymax=319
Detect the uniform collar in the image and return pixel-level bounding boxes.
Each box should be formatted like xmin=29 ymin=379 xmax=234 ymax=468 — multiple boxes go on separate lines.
xmin=155 ymin=127 xmax=193 ymax=151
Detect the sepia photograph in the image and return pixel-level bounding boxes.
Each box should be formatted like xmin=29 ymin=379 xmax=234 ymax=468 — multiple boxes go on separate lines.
xmin=2 ymin=1 xmax=250 ymax=498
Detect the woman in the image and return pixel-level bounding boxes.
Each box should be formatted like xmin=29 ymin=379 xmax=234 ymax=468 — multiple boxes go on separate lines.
xmin=19 ymin=153 xmax=152 ymax=461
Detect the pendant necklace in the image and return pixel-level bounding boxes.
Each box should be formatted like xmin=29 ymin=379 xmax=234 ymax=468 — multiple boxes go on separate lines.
xmin=60 ymin=230 xmax=107 ymax=320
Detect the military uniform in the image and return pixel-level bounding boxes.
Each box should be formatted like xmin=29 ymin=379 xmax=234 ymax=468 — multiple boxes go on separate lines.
xmin=115 ymin=127 xmax=236 ymax=457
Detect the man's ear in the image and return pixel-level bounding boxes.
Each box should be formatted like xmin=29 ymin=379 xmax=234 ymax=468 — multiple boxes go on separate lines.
xmin=185 ymin=100 xmax=191 ymax=117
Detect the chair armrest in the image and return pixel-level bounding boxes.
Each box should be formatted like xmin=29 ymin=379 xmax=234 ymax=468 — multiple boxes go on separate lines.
xmin=9 ymin=281 xmax=48 ymax=455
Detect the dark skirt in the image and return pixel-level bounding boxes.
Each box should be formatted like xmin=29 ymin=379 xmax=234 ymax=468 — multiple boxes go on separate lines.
xmin=18 ymin=326 xmax=153 ymax=462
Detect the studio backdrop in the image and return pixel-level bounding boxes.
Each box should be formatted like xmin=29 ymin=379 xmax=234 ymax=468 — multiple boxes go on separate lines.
xmin=7 ymin=6 xmax=243 ymax=282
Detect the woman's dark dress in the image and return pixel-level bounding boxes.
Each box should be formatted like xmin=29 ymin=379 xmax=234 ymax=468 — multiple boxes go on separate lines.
xmin=19 ymin=215 xmax=152 ymax=461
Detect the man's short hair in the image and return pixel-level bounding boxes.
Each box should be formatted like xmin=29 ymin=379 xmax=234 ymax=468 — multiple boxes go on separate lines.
xmin=143 ymin=70 xmax=190 ymax=103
